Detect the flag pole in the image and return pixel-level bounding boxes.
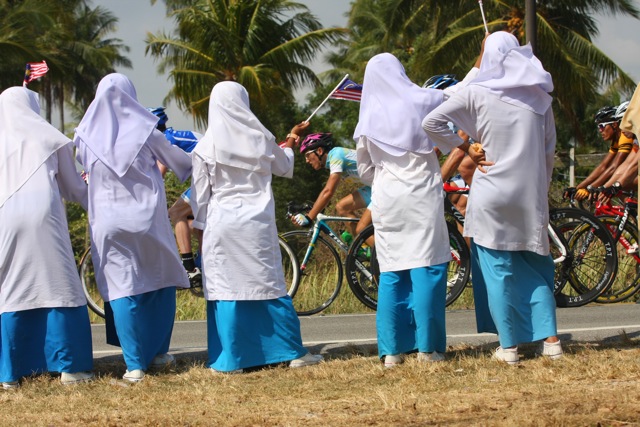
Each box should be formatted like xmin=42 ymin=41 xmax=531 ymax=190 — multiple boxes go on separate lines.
xmin=478 ymin=1 xmax=489 ymax=34
xmin=305 ymin=74 xmax=350 ymax=123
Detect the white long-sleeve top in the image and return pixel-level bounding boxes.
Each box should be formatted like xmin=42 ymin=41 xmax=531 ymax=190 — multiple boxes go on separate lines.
xmin=75 ymin=130 xmax=192 ymax=301
xmin=1 ymin=144 xmax=88 ymax=313
xmin=356 ymin=136 xmax=451 ymax=272
xmin=191 ymin=145 xmax=294 ymax=300
xmin=423 ymin=86 xmax=556 ymax=255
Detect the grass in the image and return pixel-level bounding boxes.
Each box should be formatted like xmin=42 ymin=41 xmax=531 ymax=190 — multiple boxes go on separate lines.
xmin=3 ymin=337 xmax=640 ymax=425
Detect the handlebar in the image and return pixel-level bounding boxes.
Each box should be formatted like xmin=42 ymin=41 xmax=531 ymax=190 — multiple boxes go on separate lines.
xmin=286 ymin=201 xmax=314 ymax=217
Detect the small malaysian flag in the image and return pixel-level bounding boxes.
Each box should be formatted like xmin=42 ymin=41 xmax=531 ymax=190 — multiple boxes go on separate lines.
xmin=23 ymin=61 xmax=49 ymax=86
xmin=329 ymin=79 xmax=362 ymax=102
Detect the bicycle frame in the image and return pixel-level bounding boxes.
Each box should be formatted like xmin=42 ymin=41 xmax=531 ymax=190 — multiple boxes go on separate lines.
xmin=298 ymin=213 xmax=359 ymax=271
xmin=444 ymin=186 xmax=568 ymax=264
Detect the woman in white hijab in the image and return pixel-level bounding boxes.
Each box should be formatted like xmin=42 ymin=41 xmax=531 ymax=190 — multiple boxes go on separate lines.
xmin=0 ymin=87 xmax=93 ymax=388
xmin=190 ymin=81 xmax=321 ymax=372
xmin=423 ymin=31 xmax=562 ymax=365
xmin=354 ymin=53 xmax=474 ymax=367
xmin=74 ymin=73 xmax=192 ymax=382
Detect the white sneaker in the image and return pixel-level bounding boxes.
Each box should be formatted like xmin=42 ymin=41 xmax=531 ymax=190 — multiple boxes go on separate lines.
xmin=540 ymin=340 xmax=563 ymax=360
xmin=61 ymin=371 xmax=94 ymax=385
xmin=493 ymin=346 xmax=519 ymax=365
xmin=384 ymin=354 xmax=403 ymax=368
xmin=150 ymin=353 xmax=175 ymax=369
xmin=2 ymin=381 xmax=19 ymax=390
xmin=123 ymin=369 xmax=145 ymax=383
xmin=289 ymin=352 xmax=323 ymax=368
xmin=417 ymin=351 xmax=445 ymax=362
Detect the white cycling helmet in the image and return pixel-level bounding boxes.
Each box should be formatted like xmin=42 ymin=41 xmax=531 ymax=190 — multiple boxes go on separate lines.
xmin=615 ymin=101 xmax=629 ymax=121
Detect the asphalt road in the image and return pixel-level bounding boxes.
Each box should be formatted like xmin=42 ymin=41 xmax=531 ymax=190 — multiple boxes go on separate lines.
xmin=92 ymin=303 xmax=640 ymax=360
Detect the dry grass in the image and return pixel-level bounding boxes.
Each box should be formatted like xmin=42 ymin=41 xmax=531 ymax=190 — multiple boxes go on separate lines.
xmin=3 ymin=338 xmax=640 ymax=426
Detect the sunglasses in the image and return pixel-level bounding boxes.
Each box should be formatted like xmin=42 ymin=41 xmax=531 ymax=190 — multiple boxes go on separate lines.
xmin=597 ymin=121 xmax=616 ymax=130
xmin=304 ymin=149 xmax=318 ymax=159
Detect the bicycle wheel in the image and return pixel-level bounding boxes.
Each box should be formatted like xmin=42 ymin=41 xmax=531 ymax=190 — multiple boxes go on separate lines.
xmin=445 ymin=221 xmax=471 ymax=306
xmin=280 ymin=230 xmax=343 ymax=316
xmin=595 ymin=216 xmax=640 ymax=303
xmin=550 ymin=208 xmax=618 ymax=307
xmin=79 ymin=248 xmax=105 ymax=318
xmin=279 ymin=236 xmax=300 ymax=297
xmin=345 ymin=224 xmax=378 ymax=310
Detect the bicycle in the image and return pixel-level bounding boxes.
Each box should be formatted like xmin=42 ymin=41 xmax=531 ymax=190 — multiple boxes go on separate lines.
xmin=79 ymin=237 xmax=300 ymax=319
xmin=283 ymin=200 xmax=472 ymax=315
xmin=580 ymin=190 xmax=640 ymax=303
xmin=442 ymin=183 xmax=618 ymax=307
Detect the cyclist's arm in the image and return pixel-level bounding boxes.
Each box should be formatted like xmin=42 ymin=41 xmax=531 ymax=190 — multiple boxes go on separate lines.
xmin=307 ymin=173 xmax=341 ymax=220
xmin=190 ymin=152 xmax=212 ymax=230
xmin=576 ymin=152 xmax=615 ymax=190
xmin=440 ymin=147 xmax=466 ymax=182
xmin=586 ymin=151 xmax=630 ymax=188
xmin=603 ymin=149 xmax=639 ymax=189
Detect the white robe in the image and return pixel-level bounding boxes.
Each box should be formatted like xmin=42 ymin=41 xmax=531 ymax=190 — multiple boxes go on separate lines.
xmin=423 ymin=85 xmax=556 ymax=255
xmin=356 ymin=136 xmax=451 ymax=272
xmin=0 ymin=144 xmax=88 ymax=313
xmin=191 ymin=145 xmax=294 ymax=300
xmin=75 ymin=130 xmax=192 ymax=301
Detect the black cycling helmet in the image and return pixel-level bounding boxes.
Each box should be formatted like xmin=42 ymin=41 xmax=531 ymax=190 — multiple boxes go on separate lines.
xmin=594 ymin=106 xmax=617 ymax=124
xmin=147 ymin=106 xmax=169 ymax=127
xmin=300 ymin=133 xmax=334 ymax=154
xmin=422 ymin=74 xmax=459 ymax=90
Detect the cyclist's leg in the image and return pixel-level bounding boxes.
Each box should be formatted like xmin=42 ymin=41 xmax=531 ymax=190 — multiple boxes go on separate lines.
xmin=355 ymin=206 xmax=375 ymax=248
xmin=169 ymin=190 xmax=196 ymax=272
xmin=336 ymin=186 xmax=369 ymax=236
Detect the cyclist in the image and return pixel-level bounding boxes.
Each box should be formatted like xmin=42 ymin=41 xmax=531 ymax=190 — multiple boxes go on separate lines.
xmin=147 ymin=107 xmax=203 ymax=283
xmin=565 ymin=104 xmax=635 ymax=201
xmin=291 ymin=133 xmax=371 ymax=243
xmin=597 ymin=101 xmax=638 ymax=202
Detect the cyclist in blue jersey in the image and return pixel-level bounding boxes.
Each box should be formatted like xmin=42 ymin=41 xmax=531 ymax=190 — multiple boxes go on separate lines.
xmin=292 ymin=133 xmax=371 ymax=241
xmin=148 ymin=107 xmax=202 ymax=283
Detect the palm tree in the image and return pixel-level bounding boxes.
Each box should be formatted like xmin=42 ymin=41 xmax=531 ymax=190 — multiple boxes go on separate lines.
xmin=334 ymin=0 xmax=640 ymax=147
xmin=146 ymin=0 xmax=347 ymax=127
xmin=0 ymin=0 xmax=56 ymax=89
xmin=56 ymin=2 xmax=132 ymax=129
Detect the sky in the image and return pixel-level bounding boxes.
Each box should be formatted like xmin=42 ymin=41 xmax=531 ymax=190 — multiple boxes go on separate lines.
xmin=98 ymin=0 xmax=640 ymax=133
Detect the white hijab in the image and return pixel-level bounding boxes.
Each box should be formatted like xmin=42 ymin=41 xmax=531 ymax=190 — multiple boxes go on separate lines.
xmin=194 ymin=81 xmax=275 ymax=172
xmin=471 ymin=31 xmax=553 ymax=115
xmin=353 ymin=53 xmax=443 ymax=155
xmin=0 ymin=87 xmax=70 ymax=208
xmin=74 ymin=73 xmax=158 ymax=177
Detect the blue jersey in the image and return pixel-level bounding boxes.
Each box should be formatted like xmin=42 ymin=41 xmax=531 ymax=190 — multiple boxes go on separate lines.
xmin=325 ymin=147 xmax=361 ymax=182
xmin=164 ymin=128 xmax=200 ymax=153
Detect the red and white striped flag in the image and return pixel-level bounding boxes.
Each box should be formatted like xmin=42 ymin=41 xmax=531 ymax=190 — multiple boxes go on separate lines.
xmin=23 ymin=61 xmax=49 ymax=86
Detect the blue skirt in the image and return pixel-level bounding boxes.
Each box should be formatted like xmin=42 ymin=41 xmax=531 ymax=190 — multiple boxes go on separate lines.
xmin=105 ymin=287 xmax=176 ymax=371
xmin=473 ymin=242 xmax=557 ymax=348
xmin=207 ymin=296 xmax=307 ymax=372
xmin=0 ymin=307 xmax=93 ymax=382
xmin=376 ymin=264 xmax=447 ymax=358
xmin=470 ymin=241 xmax=498 ymax=335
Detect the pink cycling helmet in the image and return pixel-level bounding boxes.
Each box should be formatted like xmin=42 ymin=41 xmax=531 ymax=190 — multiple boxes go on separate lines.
xmin=300 ymin=133 xmax=334 ymax=154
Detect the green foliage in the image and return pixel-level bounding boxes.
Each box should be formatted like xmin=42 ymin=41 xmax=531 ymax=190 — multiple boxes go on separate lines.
xmin=66 ymin=201 xmax=89 ymax=262
xmin=146 ymin=0 xmax=347 ymax=128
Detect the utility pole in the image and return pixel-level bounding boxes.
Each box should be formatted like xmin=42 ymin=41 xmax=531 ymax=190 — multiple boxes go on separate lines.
xmin=525 ymin=0 xmax=536 ymax=53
